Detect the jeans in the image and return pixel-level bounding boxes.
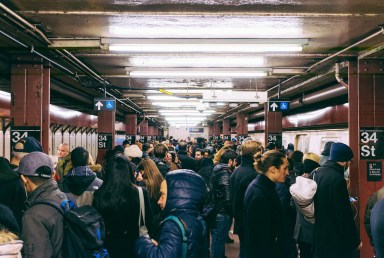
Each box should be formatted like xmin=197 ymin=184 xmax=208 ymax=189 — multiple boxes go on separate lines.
xmin=211 ymin=213 xmax=231 ymax=258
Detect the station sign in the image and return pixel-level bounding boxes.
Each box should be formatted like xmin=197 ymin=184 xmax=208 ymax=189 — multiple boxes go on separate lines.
xmin=94 ymin=98 xmax=116 ymax=111
xmin=213 ymin=135 xmax=221 ymax=140
xmin=268 ymin=99 xmax=290 ymax=112
xmin=125 ymin=135 xmax=136 ymax=145
xmin=367 ymin=161 xmax=382 ymax=181
xmin=98 ymin=133 xmax=112 ymax=150
xmin=189 ymin=127 xmax=204 ymax=133
xmin=10 ymin=126 xmax=41 ymax=150
xmin=237 ymin=134 xmax=248 ymax=143
xmin=267 ymin=133 xmax=282 ymax=148
xmin=139 ymin=136 xmax=148 ymax=144
xmin=223 ymin=135 xmax=231 ymax=141
xmin=360 ymin=127 xmax=384 ymax=159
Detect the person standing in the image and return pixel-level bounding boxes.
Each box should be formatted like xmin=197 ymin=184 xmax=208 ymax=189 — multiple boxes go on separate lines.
xmin=18 ymin=152 xmax=67 ymax=258
xmin=370 ymin=198 xmax=384 ymax=258
xmin=243 ymin=150 xmax=289 ymax=258
xmin=211 ymin=149 xmax=238 ymax=258
xmin=230 ymin=140 xmax=262 ymax=257
xmin=55 ymin=143 xmax=71 ymax=181
xmin=313 ymin=142 xmax=361 ymax=258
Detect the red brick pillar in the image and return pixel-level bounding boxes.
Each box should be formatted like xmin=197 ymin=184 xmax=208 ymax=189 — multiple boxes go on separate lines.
xmin=264 ymin=103 xmax=282 ymax=148
xmin=349 ymin=60 xmax=384 ymax=257
xmin=236 ymin=112 xmax=248 ymax=142
xmin=96 ymin=110 xmax=115 ymax=164
xmin=223 ymin=119 xmax=231 ymax=141
xmin=11 ymin=60 xmax=50 ymax=153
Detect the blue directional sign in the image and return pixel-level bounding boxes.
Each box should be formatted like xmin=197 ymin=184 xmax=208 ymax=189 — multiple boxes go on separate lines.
xmin=268 ymin=99 xmax=290 ymax=112
xmin=94 ymin=98 xmax=116 ymax=111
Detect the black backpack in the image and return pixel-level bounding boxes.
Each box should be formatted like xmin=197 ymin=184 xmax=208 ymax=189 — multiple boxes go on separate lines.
xmin=31 ymin=200 xmax=109 ymax=258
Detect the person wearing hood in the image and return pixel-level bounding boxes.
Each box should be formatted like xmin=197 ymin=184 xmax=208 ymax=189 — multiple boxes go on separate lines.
xmin=61 ymin=147 xmax=103 ymax=206
xmin=313 ymin=143 xmax=361 ymax=258
xmin=177 ymin=142 xmax=197 ymax=172
xmin=211 ymin=149 xmax=238 ymax=258
xmin=135 ymin=170 xmax=207 ymax=258
xmin=319 ymin=141 xmax=334 ymax=166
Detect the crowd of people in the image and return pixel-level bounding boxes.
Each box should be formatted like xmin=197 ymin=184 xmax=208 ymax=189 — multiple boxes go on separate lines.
xmin=0 ymin=135 xmax=382 ymax=258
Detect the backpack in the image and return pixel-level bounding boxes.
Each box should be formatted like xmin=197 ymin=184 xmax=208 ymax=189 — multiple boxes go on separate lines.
xmin=31 ymin=200 xmax=109 ymax=258
xmin=162 ymin=215 xmax=188 ymax=258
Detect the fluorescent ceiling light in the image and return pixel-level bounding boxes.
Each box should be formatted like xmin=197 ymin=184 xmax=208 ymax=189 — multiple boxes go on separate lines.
xmin=170 ymin=123 xmax=199 ymax=127
xmin=105 ymin=38 xmax=307 ymax=53
xmin=146 ymin=80 xmax=233 ymax=89
xmin=161 ymin=112 xmax=211 ymax=117
xmin=128 ymin=69 xmax=268 ymax=78
xmin=147 ymin=95 xmax=198 ymax=101
xmin=166 ymin=117 xmax=205 ymax=121
xmin=152 ymin=102 xmax=200 ymax=107
xmin=159 ymin=109 xmax=214 ymax=114
xmin=128 ymin=56 xmax=264 ymax=67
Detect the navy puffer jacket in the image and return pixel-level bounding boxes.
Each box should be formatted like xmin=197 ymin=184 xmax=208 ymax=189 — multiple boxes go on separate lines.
xmin=135 ymin=169 xmax=207 ymax=258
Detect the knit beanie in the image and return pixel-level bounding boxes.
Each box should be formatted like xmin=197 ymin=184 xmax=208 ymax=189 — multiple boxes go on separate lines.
xmin=321 ymin=141 xmax=334 ymax=156
xmin=303 ymin=159 xmax=320 ymax=174
xmin=0 ymin=205 xmax=20 ymax=235
xmin=329 ymin=142 xmax=353 ymax=162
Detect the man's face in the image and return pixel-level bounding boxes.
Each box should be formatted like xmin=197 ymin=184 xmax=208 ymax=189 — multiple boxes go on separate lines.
xmin=57 ymin=144 xmax=69 ymax=158
xmin=195 ymin=151 xmax=203 ymax=160
xmin=158 ymin=180 xmax=167 ymax=210
xmin=228 ymin=159 xmax=237 ymax=170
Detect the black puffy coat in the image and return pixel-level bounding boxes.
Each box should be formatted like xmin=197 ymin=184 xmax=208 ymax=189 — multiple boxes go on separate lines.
xmin=178 ymin=150 xmax=197 ymax=172
xmin=135 ymin=170 xmax=207 ymax=258
xmin=229 ymin=156 xmax=257 ymax=235
xmin=313 ymin=160 xmax=360 ymax=258
xmin=211 ymin=164 xmax=232 ymax=216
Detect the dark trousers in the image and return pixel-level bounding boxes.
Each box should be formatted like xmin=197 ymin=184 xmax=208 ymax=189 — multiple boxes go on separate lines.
xmin=298 ymin=241 xmax=313 ymax=258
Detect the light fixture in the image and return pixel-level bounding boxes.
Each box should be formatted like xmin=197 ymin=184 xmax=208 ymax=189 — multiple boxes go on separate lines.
xmin=104 ymin=38 xmax=308 ymax=53
xmin=147 ymin=95 xmax=198 ymax=101
xmin=202 ymin=90 xmax=268 ymax=103
xmin=159 ymin=109 xmax=214 ymax=114
xmin=128 ymin=69 xmax=268 ymax=78
xmin=165 ymin=117 xmax=205 ymax=121
xmin=152 ymin=102 xmax=201 ymax=107
xmin=229 ymin=103 xmax=238 ymax=108
xmin=160 ymin=112 xmax=211 ymax=117
xmin=249 ymin=103 xmax=259 ymax=108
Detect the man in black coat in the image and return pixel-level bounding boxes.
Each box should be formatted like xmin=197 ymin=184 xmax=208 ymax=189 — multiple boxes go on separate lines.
xmin=177 ymin=141 xmax=197 ymax=172
xmin=313 ymin=142 xmax=361 ymax=258
xmin=229 ymin=140 xmax=262 ymax=257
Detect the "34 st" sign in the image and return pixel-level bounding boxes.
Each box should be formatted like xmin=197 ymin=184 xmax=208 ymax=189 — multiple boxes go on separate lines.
xmin=360 ymin=127 xmax=384 ymax=159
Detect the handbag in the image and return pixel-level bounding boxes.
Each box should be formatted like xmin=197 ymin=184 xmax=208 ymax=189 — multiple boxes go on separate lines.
xmin=138 ymin=187 xmax=149 ymax=236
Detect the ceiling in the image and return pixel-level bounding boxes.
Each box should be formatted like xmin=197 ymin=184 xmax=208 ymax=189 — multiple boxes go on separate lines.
xmin=0 ymin=0 xmax=384 ymax=128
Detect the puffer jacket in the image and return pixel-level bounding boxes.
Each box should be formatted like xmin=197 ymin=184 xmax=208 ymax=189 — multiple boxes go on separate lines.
xmin=211 ymin=164 xmax=232 ymax=216
xmin=22 ymin=179 xmax=67 ymax=258
xmin=135 ymin=169 xmax=208 ymax=258
xmin=61 ymin=166 xmax=103 ymax=206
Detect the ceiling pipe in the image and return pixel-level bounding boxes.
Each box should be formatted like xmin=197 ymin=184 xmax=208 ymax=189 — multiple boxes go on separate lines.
xmin=335 ymin=62 xmax=348 ymax=88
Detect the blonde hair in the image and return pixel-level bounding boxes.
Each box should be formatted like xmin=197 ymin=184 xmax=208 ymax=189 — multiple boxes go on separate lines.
xmin=213 ymin=145 xmax=233 ymax=165
xmin=0 ymin=230 xmax=19 ymax=243
xmin=303 ymin=152 xmax=321 ymax=164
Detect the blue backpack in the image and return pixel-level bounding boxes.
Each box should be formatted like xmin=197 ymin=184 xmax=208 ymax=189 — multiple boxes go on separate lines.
xmin=162 ymin=215 xmax=188 ymax=258
xmin=31 ymin=200 xmax=109 ymax=258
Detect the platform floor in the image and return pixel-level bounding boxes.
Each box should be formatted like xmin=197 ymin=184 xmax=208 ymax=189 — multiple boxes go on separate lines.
xmin=225 ymin=231 xmax=240 ymax=258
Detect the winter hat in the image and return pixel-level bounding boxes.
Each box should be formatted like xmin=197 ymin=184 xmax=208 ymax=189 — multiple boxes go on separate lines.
xmin=329 ymin=142 xmax=353 ymax=162
xmin=321 ymin=141 xmax=334 ymax=156
xmin=0 ymin=205 xmax=20 ymax=234
xmin=124 ymin=144 xmax=143 ymax=158
xmin=15 ymin=152 xmax=54 ymax=178
xmin=303 ymin=159 xmax=320 ymax=174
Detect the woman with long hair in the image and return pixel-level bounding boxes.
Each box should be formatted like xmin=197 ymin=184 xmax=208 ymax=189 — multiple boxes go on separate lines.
xmin=93 ymin=154 xmax=154 ymax=258
xmin=244 ymin=150 xmax=289 ymax=258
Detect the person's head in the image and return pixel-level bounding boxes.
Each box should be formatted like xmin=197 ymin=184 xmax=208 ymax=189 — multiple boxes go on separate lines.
xmin=12 ymin=137 xmax=43 ymax=164
xmin=122 ymin=140 xmax=130 ymax=148
xmin=154 ymin=143 xmax=168 ymax=159
xmin=17 ymin=152 xmax=54 ymax=193
xmin=303 ymin=159 xmax=320 ymax=174
xmin=203 ymin=149 xmax=211 ymax=158
xmin=254 ymin=150 xmax=289 ymax=183
xmin=241 ymin=140 xmax=263 ymax=160
xmin=321 ymin=141 xmax=334 ymax=156
xmin=291 ymin=150 xmax=304 ymax=163
xmin=142 ymin=143 xmax=151 ymax=152
xmin=71 ymin=147 xmax=89 ymax=167
xmin=57 ymin=143 xmax=70 ymax=159
xmin=158 ymin=180 xmax=167 ymax=210
xmin=219 ymin=149 xmax=238 ymax=170
xmin=265 ymin=142 xmax=276 ymax=151
xmin=162 ymin=170 xmax=204 ymax=214
xmin=114 ymin=145 xmax=125 ymax=154
xmin=178 ymin=141 xmax=188 ymax=152
xmin=195 ymin=148 xmax=203 ymax=160
xmin=329 ymin=142 xmax=353 ymax=168
xmin=287 ymin=143 xmax=294 ymax=151
xmin=138 ymin=159 xmax=164 ymax=200
xmin=303 ymin=152 xmax=321 ymax=164
xmin=124 ymin=144 xmax=143 ymax=160
xmin=213 ymin=145 xmax=232 ymax=164
xmin=0 ymin=204 xmax=20 ymax=235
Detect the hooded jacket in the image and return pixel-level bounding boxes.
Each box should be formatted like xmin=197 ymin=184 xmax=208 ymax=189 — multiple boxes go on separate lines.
xmin=61 ymin=166 xmax=103 ymax=206
xmin=135 ymin=169 xmax=207 ymax=258
xmin=22 ymin=179 xmax=67 ymax=258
